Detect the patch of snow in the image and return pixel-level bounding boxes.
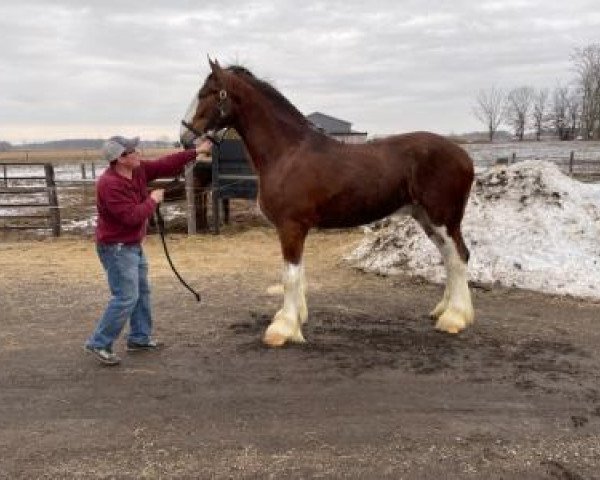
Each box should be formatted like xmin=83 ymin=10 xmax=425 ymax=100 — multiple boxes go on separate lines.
xmin=63 ymin=216 xmax=97 ymax=233
xmin=61 ymin=204 xmax=185 ymax=234
xmin=346 ymin=160 xmax=600 ymax=300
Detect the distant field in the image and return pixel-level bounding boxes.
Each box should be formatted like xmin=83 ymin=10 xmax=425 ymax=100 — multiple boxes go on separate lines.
xmin=463 ymin=139 xmax=600 ymax=167
xmin=0 ymin=147 xmax=179 ymax=165
xmin=2 ymin=139 xmax=600 ymax=169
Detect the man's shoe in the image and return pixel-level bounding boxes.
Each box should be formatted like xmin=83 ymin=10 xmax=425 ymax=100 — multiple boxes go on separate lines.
xmin=84 ymin=345 xmax=121 ymax=366
xmin=126 ymin=339 xmax=163 ymax=352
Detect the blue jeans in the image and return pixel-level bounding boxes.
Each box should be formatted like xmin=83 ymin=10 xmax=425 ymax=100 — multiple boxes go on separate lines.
xmin=86 ymin=243 xmax=152 ymax=350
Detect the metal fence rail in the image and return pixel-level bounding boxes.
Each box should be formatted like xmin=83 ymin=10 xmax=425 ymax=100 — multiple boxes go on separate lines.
xmin=491 ymin=151 xmax=600 ymax=179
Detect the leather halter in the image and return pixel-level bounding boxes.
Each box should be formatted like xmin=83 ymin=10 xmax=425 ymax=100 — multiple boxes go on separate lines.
xmin=180 ymin=89 xmax=229 ymax=145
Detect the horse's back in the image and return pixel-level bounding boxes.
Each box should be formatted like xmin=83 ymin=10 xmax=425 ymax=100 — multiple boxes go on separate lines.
xmin=313 ymin=131 xmax=473 ymax=175
xmin=326 ymin=130 xmax=474 ymax=200
xmin=262 ymin=130 xmax=474 ymax=229
xmin=333 ymin=132 xmax=473 ymax=227
xmin=375 ymin=131 xmax=473 ymax=171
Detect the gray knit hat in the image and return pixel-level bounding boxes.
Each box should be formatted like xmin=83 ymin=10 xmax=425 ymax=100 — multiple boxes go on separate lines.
xmin=101 ymin=136 xmax=140 ymax=162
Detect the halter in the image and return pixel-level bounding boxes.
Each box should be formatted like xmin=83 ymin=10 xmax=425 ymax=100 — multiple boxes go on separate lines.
xmin=180 ymin=89 xmax=229 ymax=146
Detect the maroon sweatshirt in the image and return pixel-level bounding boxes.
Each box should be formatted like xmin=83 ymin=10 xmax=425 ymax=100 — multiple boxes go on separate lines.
xmin=95 ymin=150 xmax=196 ymax=245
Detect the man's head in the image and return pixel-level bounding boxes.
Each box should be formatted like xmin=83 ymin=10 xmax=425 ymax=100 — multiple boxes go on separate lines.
xmin=101 ymin=136 xmax=141 ymax=168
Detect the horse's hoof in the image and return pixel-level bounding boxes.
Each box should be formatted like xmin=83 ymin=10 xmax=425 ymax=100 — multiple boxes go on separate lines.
xmin=429 ymin=304 xmax=445 ymax=319
xmin=263 ymin=330 xmax=287 ymax=347
xmin=464 ymin=308 xmax=475 ymax=325
xmin=263 ymin=325 xmax=306 ymax=347
xmin=263 ymin=311 xmax=305 ymax=347
xmin=299 ymin=305 xmax=308 ymax=325
xmin=435 ymin=308 xmax=467 ymax=334
xmin=289 ymin=330 xmax=306 ymax=343
xmin=430 ymin=296 xmax=449 ymax=319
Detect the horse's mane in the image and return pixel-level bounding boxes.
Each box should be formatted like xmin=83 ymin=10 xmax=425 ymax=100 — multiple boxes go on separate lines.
xmin=226 ymin=65 xmax=309 ymax=126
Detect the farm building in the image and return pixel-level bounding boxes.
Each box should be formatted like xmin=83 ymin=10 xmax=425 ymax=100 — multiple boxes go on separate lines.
xmin=306 ymin=112 xmax=368 ymax=144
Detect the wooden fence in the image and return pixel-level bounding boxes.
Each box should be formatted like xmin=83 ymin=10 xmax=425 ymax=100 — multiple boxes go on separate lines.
xmin=0 ymin=163 xmax=60 ymax=236
xmin=0 ymin=161 xmax=212 ymax=237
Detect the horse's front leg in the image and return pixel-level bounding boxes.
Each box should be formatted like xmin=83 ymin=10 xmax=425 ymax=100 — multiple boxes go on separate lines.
xmin=263 ymin=223 xmax=308 ymax=347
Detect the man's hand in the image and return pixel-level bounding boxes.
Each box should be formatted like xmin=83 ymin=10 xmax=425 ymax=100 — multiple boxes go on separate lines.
xmin=150 ymin=189 xmax=165 ymax=204
xmin=196 ymin=138 xmax=213 ymax=158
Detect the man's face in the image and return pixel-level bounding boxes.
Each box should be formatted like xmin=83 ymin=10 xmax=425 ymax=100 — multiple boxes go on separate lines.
xmin=117 ymin=150 xmax=141 ymax=169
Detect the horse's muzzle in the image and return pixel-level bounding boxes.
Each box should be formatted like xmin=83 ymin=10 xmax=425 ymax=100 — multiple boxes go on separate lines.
xmin=180 ymin=120 xmax=204 ymax=149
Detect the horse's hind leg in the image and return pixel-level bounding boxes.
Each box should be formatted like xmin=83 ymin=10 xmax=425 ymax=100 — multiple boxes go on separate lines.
xmin=263 ymin=223 xmax=308 ymax=347
xmin=434 ymin=226 xmax=474 ymax=333
xmin=412 ymin=208 xmax=474 ymax=333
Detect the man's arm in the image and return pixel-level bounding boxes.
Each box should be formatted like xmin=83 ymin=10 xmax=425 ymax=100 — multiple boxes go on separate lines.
xmin=143 ymin=141 xmax=212 ymax=181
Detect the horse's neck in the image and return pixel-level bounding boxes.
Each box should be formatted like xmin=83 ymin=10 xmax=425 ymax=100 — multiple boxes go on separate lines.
xmin=233 ymin=94 xmax=307 ymax=171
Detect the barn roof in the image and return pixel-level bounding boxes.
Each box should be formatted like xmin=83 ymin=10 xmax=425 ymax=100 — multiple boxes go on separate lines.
xmin=306 ymin=112 xmax=353 ymax=134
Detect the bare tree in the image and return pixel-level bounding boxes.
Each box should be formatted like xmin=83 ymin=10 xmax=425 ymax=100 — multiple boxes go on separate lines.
xmin=472 ymin=86 xmax=506 ymax=142
xmin=550 ymin=84 xmax=572 ymax=140
xmin=571 ymin=44 xmax=600 ymax=139
xmin=566 ymin=90 xmax=582 ymax=139
xmin=531 ymin=88 xmax=549 ymax=141
xmin=506 ymin=86 xmax=534 ymax=141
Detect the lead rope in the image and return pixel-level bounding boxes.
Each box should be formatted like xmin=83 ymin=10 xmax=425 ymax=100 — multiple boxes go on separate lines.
xmin=153 ymin=130 xmax=229 ymax=302
xmin=154 ymin=202 xmax=201 ymax=302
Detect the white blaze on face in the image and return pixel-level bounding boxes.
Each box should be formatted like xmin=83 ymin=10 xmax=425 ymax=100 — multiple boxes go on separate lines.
xmin=179 ymin=94 xmax=199 ymax=144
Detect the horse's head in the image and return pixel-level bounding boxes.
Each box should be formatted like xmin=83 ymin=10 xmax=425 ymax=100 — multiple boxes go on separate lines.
xmin=180 ymin=58 xmax=237 ymax=147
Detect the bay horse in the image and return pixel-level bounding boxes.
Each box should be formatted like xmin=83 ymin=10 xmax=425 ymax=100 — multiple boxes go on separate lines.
xmin=181 ymin=59 xmax=475 ymax=347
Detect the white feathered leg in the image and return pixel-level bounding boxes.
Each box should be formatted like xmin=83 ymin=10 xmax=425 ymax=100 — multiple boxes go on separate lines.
xmin=430 ymin=226 xmax=474 ymax=334
xmin=263 ymin=261 xmax=307 ymax=347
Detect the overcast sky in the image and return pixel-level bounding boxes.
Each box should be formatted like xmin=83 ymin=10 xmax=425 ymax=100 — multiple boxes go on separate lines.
xmin=1 ymin=0 xmax=599 ymax=143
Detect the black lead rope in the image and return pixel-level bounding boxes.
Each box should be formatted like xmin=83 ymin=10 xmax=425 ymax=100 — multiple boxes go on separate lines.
xmin=154 ymin=203 xmax=201 ymax=302
xmin=157 ymin=126 xmax=229 ymax=300
xmin=153 ymin=145 xmax=202 ymax=302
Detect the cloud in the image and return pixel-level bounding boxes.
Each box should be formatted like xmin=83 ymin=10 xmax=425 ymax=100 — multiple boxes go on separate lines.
xmin=1 ymin=0 xmax=599 ymax=142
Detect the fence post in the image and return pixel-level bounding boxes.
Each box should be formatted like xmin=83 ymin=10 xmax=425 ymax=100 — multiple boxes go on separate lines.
xmin=511 ymin=152 xmax=516 ymax=164
xmin=2 ymin=164 xmax=7 ymax=186
xmin=569 ymin=151 xmax=574 ymax=175
xmin=81 ymin=164 xmax=88 ymax=209
xmin=44 ymin=163 xmax=61 ymax=237
xmin=185 ymin=163 xmax=197 ymax=235
xmin=91 ymin=162 xmax=96 ymax=179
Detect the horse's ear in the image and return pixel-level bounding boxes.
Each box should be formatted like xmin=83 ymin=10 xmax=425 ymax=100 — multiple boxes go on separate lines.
xmin=208 ymin=57 xmax=225 ymax=83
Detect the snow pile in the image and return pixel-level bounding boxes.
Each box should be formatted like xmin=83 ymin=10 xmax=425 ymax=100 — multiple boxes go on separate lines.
xmin=346 ymin=160 xmax=600 ymax=299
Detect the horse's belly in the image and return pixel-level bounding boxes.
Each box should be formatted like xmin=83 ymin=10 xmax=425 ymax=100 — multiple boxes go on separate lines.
xmin=316 ymin=201 xmax=403 ymax=228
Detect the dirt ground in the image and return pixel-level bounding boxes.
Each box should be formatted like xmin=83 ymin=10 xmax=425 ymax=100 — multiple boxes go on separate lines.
xmin=1 ymin=225 xmax=599 ymax=479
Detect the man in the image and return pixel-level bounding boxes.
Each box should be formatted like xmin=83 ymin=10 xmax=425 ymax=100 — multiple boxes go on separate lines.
xmin=84 ymin=135 xmax=211 ymax=366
